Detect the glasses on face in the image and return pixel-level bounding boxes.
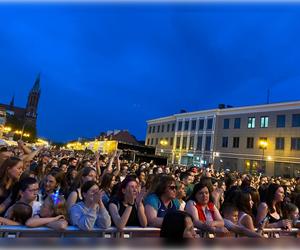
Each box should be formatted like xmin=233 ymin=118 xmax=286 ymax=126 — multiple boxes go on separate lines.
xmin=168 ymin=185 xmax=177 ymax=191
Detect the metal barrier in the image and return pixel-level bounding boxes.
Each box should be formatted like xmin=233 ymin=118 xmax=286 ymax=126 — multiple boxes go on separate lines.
xmin=0 ymin=226 xmax=299 ymax=238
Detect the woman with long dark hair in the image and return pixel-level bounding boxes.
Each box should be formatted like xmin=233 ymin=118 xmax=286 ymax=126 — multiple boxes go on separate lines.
xmin=66 ymin=167 xmax=97 ymax=210
xmin=0 ymin=157 xmax=23 ymax=215
xmin=108 ymin=175 xmax=147 ymax=230
xmin=256 ymin=183 xmax=292 ymax=229
xmin=236 ymin=191 xmax=256 ymax=232
xmin=144 ymin=174 xmax=180 ymax=228
xmin=99 ymin=173 xmax=116 ymax=208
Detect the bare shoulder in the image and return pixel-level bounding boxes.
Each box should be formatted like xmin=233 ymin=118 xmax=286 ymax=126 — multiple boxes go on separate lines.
xmin=185 ymin=200 xmax=196 ymax=208
xmin=258 ymin=202 xmax=268 ymax=210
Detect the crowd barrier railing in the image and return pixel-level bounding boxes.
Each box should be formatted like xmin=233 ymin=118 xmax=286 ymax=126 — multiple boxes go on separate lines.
xmin=0 ymin=226 xmax=299 ymax=238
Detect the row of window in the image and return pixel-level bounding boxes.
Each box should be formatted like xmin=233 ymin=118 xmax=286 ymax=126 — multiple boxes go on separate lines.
xmin=175 ymin=135 xmax=211 ymax=151
xmin=149 ymin=118 xmax=214 ymax=135
xmin=148 ymin=123 xmax=175 ymax=134
xmin=223 ymin=114 xmax=300 ymax=129
xmin=147 ymin=135 xmax=212 ymax=151
xmin=177 ymin=118 xmax=214 ymax=132
xmin=221 ymin=136 xmax=300 ymax=150
xmin=147 ymin=137 xmax=174 ymax=147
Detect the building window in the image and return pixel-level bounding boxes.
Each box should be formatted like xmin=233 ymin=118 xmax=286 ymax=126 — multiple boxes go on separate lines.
xmin=155 ymin=138 xmax=158 ymax=145
xmin=260 ymin=116 xmax=269 ymax=128
xmin=205 ymin=136 xmax=211 ymax=151
xmin=148 ymin=126 xmax=151 ymax=134
xmin=207 ymin=118 xmax=213 ymax=130
xmin=182 ymin=136 xmax=187 ymax=149
xmin=177 ymin=121 xmax=182 ymax=131
xmin=291 ymin=137 xmax=300 ymax=150
xmin=197 ymin=136 xmax=203 ymax=151
xmin=170 ymin=137 xmax=173 ymax=146
xmin=234 ymin=118 xmax=241 ymax=129
xmin=161 ymin=125 xmax=165 ymax=133
xmin=157 ymin=125 xmax=160 ymax=133
xmin=176 ymin=136 xmax=181 ymax=149
xmin=167 ymin=124 xmax=170 ymax=132
xmin=152 ymin=126 xmax=155 ymax=133
xmin=276 ymin=137 xmax=285 ymax=150
xmin=172 ymin=123 xmax=175 ymax=131
xmin=151 ymin=138 xmax=154 ymax=145
xmin=189 ymin=136 xmax=194 ymax=150
xmin=198 ymin=119 xmax=204 ymax=130
xmin=292 ymin=114 xmax=300 ymax=127
xmin=248 ymin=117 xmax=255 ymax=129
xmin=223 ymin=119 xmax=230 ymax=129
xmin=247 ymin=137 xmax=254 ymax=149
xmin=147 ymin=138 xmax=150 ymax=145
xmin=222 ymin=137 xmax=228 ymax=148
xmin=276 ymin=115 xmax=286 ymax=128
xmin=233 ymin=137 xmax=240 ymax=148
xmin=184 ymin=121 xmax=189 ymax=131
xmin=191 ymin=120 xmax=196 ymax=131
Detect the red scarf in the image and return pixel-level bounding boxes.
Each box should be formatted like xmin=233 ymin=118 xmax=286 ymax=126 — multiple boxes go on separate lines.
xmin=195 ymin=202 xmax=215 ymax=222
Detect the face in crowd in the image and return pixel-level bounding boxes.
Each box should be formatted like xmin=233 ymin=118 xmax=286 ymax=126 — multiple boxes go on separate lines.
xmin=195 ymin=187 xmax=210 ymax=205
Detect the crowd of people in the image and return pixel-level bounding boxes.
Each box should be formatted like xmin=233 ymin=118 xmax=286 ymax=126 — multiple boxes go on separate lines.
xmin=0 ymin=141 xmax=300 ymax=239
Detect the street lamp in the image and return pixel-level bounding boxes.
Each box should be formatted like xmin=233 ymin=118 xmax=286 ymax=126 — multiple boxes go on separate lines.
xmin=159 ymin=139 xmax=169 ymax=161
xmin=259 ymin=139 xmax=268 ymax=172
xmin=160 ymin=139 xmax=168 ymax=146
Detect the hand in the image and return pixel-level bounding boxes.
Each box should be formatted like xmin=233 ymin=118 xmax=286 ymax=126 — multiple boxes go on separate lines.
xmin=126 ymin=191 xmax=135 ymax=205
xmin=55 ymin=215 xmax=65 ymax=220
xmin=136 ymin=189 xmax=146 ymax=206
xmin=93 ymin=190 xmax=105 ymax=204
xmin=112 ymin=151 xmax=117 ymax=158
xmin=214 ymin=227 xmax=229 ymax=234
xmin=279 ymin=219 xmax=292 ymax=230
xmin=17 ymin=140 xmax=24 ymax=147
xmin=116 ymin=150 xmax=122 ymax=158
xmin=205 ymin=221 xmax=214 ymax=227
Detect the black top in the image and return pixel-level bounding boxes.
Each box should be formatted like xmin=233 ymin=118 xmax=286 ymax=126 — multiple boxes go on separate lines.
xmin=109 ymin=197 xmax=141 ymax=227
xmin=0 ymin=183 xmax=19 ymax=216
xmin=75 ymin=189 xmax=83 ymax=203
xmin=267 ymin=212 xmax=281 ymax=224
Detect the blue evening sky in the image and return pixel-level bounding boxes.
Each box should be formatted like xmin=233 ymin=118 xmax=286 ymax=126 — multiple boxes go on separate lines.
xmin=0 ymin=2 xmax=300 ymax=142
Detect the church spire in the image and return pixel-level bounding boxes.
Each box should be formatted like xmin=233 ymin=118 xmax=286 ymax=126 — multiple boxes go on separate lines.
xmin=31 ymin=73 xmax=41 ymax=93
xmin=26 ymin=73 xmax=41 ymax=121
xmin=10 ymin=94 xmax=15 ymax=107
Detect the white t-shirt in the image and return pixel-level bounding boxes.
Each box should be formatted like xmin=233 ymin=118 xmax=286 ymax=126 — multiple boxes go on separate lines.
xmin=32 ymin=201 xmax=42 ymax=216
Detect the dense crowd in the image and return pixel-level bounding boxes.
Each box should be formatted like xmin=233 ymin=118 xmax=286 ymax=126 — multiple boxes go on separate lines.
xmin=0 ymin=141 xmax=300 ymax=239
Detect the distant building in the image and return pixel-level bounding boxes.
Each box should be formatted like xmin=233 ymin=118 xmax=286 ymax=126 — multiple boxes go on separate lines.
xmin=146 ymin=100 xmax=300 ymax=177
xmin=98 ymin=130 xmax=140 ymax=145
xmin=0 ymin=107 xmax=6 ymax=137
xmin=0 ymin=74 xmax=41 ymax=139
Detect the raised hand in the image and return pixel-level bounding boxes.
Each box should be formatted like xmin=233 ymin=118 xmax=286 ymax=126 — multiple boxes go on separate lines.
xmin=136 ymin=188 xmax=146 ymax=206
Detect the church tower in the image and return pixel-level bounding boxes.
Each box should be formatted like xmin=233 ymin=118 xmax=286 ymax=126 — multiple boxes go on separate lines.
xmin=25 ymin=74 xmax=41 ymax=124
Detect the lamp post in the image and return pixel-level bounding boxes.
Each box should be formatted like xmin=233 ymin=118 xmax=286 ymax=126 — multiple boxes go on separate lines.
xmin=259 ymin=140 xmax=268 ymax=173
xmin=159 ymin=139 xmax=168 ymax=160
